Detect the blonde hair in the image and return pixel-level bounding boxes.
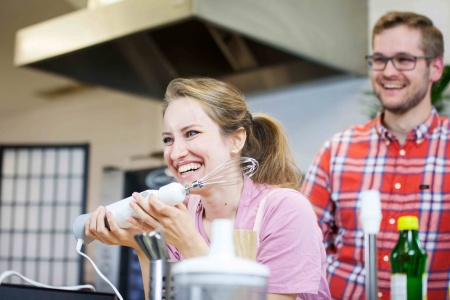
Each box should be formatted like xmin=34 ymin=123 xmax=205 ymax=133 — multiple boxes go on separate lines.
xmin=163 ymin=77 xmax=302 ymax=190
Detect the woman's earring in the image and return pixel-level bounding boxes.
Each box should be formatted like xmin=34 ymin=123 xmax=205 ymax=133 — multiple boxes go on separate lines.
xmin=231 ymin=150 xmax=237 ymax=155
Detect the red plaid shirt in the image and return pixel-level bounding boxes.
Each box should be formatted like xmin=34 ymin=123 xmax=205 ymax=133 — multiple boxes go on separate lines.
xmin=302 ymin=109 xmax=450 ymax=299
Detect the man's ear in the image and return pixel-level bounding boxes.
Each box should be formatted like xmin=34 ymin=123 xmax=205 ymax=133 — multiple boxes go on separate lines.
xmin=430 ymin=56 xmax=444 ymax=83
xmin=230 ymin=127 xmax=247 ymax=154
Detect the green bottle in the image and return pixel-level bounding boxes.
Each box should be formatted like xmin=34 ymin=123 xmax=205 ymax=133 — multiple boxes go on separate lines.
xmin=390 ymin=216 xmax=428 ymax=300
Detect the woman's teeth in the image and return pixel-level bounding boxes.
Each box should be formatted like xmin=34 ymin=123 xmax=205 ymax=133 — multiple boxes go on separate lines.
xmin=179 ymin=163 xmax=201 ymax=174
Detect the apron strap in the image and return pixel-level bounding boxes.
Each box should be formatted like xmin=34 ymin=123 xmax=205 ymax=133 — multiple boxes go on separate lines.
xmin=253 ymin=189 xmax=279 ymax=248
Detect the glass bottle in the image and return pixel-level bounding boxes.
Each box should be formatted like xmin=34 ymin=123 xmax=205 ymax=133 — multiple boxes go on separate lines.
xmin=390 ymin=216 xmax=428 ymax=300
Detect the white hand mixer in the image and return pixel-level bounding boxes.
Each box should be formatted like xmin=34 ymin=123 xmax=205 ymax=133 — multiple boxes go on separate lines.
xmin=72 ymin=157 xmax=258 ymax=244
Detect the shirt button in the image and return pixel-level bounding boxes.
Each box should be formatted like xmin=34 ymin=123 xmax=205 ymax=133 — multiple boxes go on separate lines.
xmin=378 ymin=292 xmax=383 ymax=297
xmin=399 ymin=149 xmax=405 ymax=156
xmin=389 ymin=218 xmax=396 ymax=225
xmin=383 ymin=255 xmax=389 ymax=262
xmin=395 ymin=183 xmax=401 ymax=189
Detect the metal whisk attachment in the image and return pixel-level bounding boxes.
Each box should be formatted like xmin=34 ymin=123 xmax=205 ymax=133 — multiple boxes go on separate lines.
xmin=186 ymin=157 xmax=258 ymax=193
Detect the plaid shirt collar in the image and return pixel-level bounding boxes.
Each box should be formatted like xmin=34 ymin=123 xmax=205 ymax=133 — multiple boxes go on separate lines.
xmin=375 ymin=107 xmax=439 ymax=144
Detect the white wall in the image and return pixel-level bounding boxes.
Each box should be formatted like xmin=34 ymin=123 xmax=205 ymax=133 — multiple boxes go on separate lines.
xmin=247 ymin=75 xmax=371 ymax=173
xmin=0 ymin=89 xmax=165 ymax=213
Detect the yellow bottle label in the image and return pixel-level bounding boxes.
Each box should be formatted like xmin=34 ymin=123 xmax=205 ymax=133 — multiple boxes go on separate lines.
xmin=391 ymin=274 xmax=407 ymax=300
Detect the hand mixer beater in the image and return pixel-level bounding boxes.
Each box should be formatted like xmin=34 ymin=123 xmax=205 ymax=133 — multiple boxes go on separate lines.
xmin=72 ymin=157 xmax=258 ymax=244
xmin=187 ymin=156 xmax=259 ymax=191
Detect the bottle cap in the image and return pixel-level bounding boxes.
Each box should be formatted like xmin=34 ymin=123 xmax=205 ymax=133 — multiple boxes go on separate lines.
xmin=398 ymin=216 xmax=419 ymax=231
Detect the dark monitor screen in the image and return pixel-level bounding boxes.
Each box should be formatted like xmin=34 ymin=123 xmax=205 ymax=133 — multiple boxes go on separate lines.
xmin=0 ymin=283 xmax=118 ymax=300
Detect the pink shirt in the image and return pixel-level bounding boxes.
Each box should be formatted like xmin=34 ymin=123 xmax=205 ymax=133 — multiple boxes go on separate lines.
xmin=169 ymin=177 xmax=331 ymax=299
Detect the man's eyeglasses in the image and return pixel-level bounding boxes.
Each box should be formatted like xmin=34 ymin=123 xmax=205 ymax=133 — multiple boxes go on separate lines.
xmin=365 ymin=54 xmax=435 ymax=71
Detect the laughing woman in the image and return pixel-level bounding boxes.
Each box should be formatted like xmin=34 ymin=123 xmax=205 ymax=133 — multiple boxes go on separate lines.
xmin=86 ymin=77 xmax=331 ymax=300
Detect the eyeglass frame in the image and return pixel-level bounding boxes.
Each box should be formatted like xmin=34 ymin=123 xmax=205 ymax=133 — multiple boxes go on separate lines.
xmin=365 ymin=54 xmax=435 ymax=71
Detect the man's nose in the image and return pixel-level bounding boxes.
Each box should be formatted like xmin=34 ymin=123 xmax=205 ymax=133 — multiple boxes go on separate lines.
xmin=383 ymin=58 xmax=400 ymax=76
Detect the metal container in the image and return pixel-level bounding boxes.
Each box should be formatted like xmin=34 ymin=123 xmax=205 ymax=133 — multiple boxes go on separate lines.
xmin=149 ymin=259 xmax=175 ymax=300
xmin=135 ymin=229 xmax=175 ymax=300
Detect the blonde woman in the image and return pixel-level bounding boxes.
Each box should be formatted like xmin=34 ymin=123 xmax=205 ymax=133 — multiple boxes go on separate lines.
xmin=87 ymin=77 xmax=331 ymax=300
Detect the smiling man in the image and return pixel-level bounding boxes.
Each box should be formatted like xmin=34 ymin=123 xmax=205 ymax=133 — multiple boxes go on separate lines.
xmin=302 ymin=12 xmax=449 ymax=299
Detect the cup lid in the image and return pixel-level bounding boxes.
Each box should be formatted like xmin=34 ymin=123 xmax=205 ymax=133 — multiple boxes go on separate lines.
xmin=171 ymin=255 xmax=270 ymax=277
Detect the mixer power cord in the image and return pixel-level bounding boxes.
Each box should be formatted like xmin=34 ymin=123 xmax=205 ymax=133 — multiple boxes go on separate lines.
xmin=0 ymin=240 xmax=124 ymax=300
xmin=0 ymin=269 xmax=95 ymax=291
xmin=76 ymin=239 xmax=124 ymax=300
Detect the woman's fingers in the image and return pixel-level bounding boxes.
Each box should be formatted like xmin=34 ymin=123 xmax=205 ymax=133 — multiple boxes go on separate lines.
xmin=129 ymin=201 xmax=160 ymax=229
xmin=105 ymin=210 xmax=122 ymax=242
xmin=132 ymin=192 xmax=152 ymax=211
xmin=94 ymin=208 xmax=117 ymax=244
xmin=85 ymin=213 xmax=92 ymax=238
xmin=148 ymin=193 xmax=177 ymax=218
xmin=127 ymin=191 xmax=195 ymax=248
xmin=106 ymin=210 xmax=119 ymax=232
xmin=86 ymin=206 xmax=102 ymax=239
xmin=128 ymin=216 xmax=155 ymax=232
xmin=96 ymin=207 xmax=108 ymax=233
xmin=84 ymin=205 xmax=138 ymax=246
xmin=130 ymin=192 xmax=166 ymax=223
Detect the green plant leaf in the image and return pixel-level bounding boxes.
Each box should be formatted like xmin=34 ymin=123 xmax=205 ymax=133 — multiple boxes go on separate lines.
xmin=432 ymin=65 xmax=450 ymax=100
xmin=431 ymin=65 xmax=450 ymax=116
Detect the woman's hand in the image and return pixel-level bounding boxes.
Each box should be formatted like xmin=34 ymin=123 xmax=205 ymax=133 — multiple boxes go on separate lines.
xmin=85 ymin=205 xmax=155 ymax=249
xmin=130 ymin=192 xmax=209 ymax=258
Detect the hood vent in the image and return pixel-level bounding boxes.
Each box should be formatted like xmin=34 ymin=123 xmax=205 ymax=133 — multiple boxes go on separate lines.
xmin=15 ymin=0 xmax=366 ymax=99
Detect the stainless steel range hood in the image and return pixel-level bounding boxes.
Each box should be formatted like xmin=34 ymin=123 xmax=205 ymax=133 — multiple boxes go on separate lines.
xmin=14 ymin=0 xmax=367 ymax=100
